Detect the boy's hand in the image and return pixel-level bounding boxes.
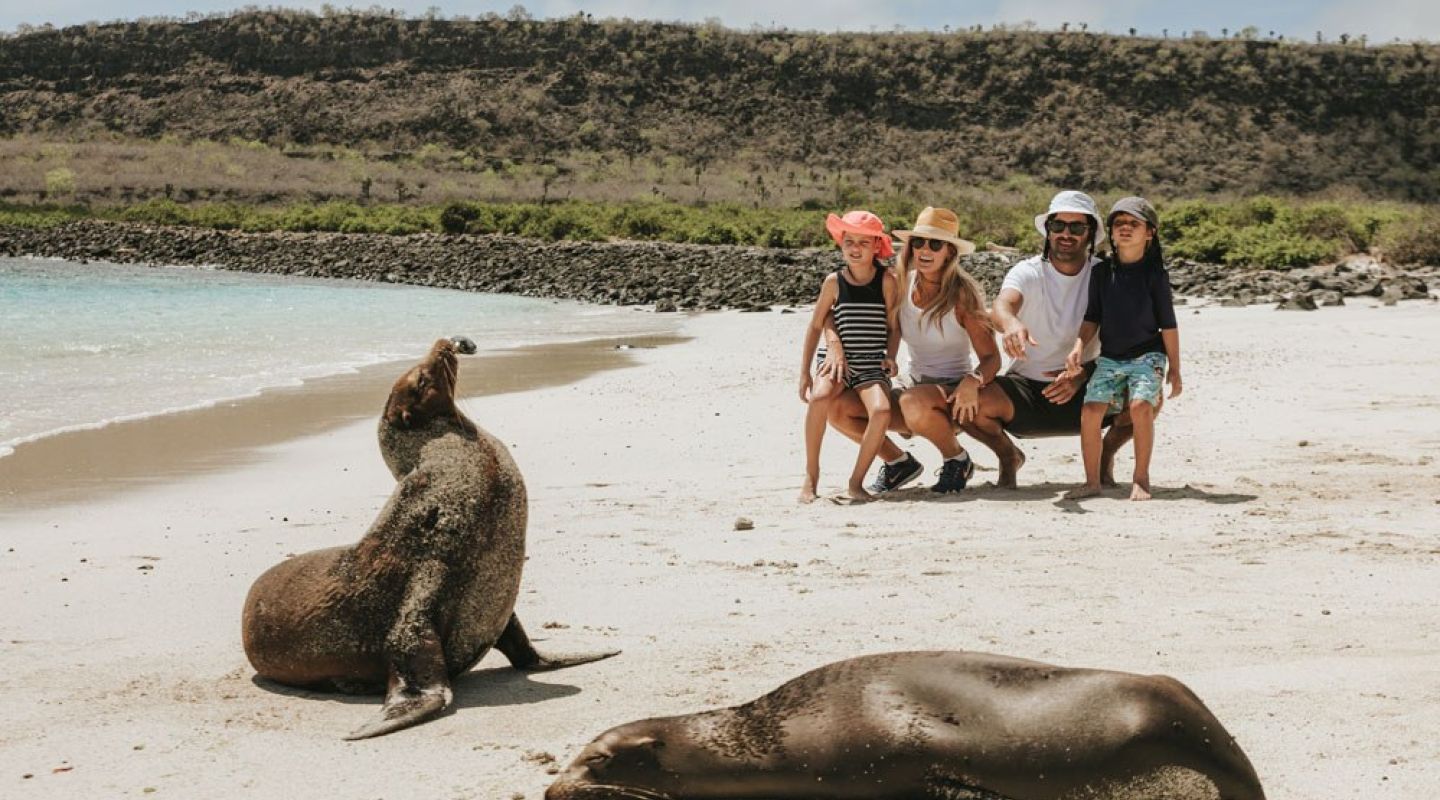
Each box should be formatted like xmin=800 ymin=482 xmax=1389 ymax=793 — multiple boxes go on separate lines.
xmin=1168 ymin=370 xmax=1183 ymax=398
xmin=1063 ymin=344 xmax=1084 ymax=379
xmin=882 ymin=357 xmax=898 ymax=378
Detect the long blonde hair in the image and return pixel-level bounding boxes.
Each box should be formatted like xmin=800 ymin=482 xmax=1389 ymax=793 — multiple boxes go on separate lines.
xmin=900 ymin=241 xmax=992 ymax=333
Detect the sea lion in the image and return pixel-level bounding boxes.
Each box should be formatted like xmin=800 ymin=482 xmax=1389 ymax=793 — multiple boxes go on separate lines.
xmin=547 ymin=650 xmax=1264 ymax=800
xmin=242 ymin=336 xmax=617 ymax=740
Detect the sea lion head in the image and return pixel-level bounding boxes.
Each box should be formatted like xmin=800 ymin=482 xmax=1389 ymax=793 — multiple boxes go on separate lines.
xmin=383 ymin=338 xmax=463 ymax=431
xmin=546 ymin=720 xmax=687 ymax=800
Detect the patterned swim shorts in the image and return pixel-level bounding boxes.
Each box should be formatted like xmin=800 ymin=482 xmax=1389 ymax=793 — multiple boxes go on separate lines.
xmin=1084 ymin=353 xmax=1167 ymax=414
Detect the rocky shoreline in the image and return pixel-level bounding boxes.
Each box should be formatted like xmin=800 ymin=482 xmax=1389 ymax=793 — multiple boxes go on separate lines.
xmin=1 ymin=221 xmax=1434 ymax=310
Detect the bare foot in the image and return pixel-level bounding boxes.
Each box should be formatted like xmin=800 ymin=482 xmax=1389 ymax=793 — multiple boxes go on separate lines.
xmin=798 ymin=483 xmax=818 ymax=504
xmin=1064 ymin=484 xmax=1103 ymax=500
xmin=997 ymin=447 xmax=1027 ymax=489
xmin=845 ymin=484 xmax=875 ymax=503
xmin=1130 ymin=481 xmax=1152 ymax=501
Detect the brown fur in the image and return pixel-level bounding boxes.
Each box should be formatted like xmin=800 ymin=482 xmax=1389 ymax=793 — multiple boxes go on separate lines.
xmin=241 ymin=338 xmax=615 ymax=739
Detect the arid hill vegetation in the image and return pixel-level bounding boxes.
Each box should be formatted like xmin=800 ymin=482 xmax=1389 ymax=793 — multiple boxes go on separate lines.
xmin=2 ymin=9 xmax=1439 ymax=206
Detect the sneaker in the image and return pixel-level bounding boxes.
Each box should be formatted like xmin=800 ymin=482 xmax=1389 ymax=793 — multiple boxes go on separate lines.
xmin=931 ymin=455 xmax=976 ymax=493
xmin=867 ymin=453 xmax=923 ymax=494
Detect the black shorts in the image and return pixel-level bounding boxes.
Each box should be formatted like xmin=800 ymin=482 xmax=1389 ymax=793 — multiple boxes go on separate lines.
xmin=994 ymin=373 xmax=1115 ymax=438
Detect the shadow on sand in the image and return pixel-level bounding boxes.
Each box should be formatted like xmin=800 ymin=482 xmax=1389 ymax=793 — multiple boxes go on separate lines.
xmin=250 ymin=664 xmax=583 ymax=711
xmin=875 ymin=481 xmax=1259 ymax=509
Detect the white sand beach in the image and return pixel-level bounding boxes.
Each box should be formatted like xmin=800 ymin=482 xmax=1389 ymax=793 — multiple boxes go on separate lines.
xmin=2 ymin=300 xmax=1438 ymax=799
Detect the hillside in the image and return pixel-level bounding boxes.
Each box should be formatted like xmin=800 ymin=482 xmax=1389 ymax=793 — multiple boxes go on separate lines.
xmin=2 ymin=10 xmax=1439 ymax=205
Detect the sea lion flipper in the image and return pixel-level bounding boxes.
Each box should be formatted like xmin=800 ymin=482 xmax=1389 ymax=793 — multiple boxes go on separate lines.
xmin=345 ymin=561 xmax=454 ymax=740
xmin=496 ymin=613 xmax=620 ymax=672
xmin=344 ymin=627 xmax=452 ymax=740
xmin=344 ymin=679 xmax=449 ymax=741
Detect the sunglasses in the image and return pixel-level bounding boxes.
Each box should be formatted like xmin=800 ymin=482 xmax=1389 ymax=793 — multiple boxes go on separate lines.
xmin=909 ymin=237 xmax=950 ymax=252
xmin=1045 ymin=219 xmax=1091 ymax=236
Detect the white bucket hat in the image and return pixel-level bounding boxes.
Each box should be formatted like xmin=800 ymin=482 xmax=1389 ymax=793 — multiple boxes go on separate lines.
xmin=1033 ymin=190 xmax=1106 ymax=244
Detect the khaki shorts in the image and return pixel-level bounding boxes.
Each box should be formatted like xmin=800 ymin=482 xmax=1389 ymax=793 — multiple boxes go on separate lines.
xmin=891 ymin=373 xmax=961 ymax=406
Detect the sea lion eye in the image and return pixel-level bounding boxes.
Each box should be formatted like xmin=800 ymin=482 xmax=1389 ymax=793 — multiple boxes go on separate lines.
xmin=416 ymin=375 xmax=430 ymax=391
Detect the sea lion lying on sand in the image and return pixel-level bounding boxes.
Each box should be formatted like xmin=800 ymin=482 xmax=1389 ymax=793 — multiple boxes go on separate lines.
xmin=548 ymin=650 xmax=1264 ymax=800
xmin=242 ymin=336 xmax=617 ymax=739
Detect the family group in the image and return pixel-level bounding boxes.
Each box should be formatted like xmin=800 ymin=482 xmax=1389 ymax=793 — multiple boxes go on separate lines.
xmin=798 ymin=190 xmax=1182 ymax=503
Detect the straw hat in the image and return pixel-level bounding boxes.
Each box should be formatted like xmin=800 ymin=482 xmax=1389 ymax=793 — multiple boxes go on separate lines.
xmin=825 ymin=210 xmax=895 ymax=259
xmin=893 ymin=207 xmax=976 ymax=255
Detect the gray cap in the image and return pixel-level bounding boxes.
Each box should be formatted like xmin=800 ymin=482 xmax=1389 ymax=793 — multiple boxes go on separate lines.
xmin=1107 ymin=196 xmax=1159 ymax=230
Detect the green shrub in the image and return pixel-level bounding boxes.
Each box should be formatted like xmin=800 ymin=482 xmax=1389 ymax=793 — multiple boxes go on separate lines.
xmin=439 ymin=202 xmax=479 ymax=234
xmin=1379 ymin=210 xmax=1440 ymax=265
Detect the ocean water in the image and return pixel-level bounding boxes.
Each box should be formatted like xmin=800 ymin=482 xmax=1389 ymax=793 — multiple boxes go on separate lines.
xmin=0 ymin=257 xmax=676 ymax=456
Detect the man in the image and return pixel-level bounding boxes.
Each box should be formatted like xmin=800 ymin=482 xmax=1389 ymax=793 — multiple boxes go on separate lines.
xmin=961 ymin=190 xmax=1135 ymax=488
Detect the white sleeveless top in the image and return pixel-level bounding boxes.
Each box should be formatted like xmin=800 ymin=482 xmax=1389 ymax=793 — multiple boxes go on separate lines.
xmin=899 ymin=271 xmax=975 ymax=380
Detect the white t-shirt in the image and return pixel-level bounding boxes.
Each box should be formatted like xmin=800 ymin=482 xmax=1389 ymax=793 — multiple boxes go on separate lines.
xmin=999 ymin=255 xmax=1101 ymax=381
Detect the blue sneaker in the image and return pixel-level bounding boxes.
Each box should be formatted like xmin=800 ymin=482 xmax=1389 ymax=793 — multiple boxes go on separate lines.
xmin=931 ymin=455 xmax=975 ymax=493
xmin=867 ymin=452 xmax=923 ymax=494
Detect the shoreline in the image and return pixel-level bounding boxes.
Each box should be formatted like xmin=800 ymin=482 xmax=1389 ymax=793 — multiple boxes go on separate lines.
xmin=0 ymin=332 xmax=687 ymax=513
xmin=4 ymin=221 xmax=1434 ymax=311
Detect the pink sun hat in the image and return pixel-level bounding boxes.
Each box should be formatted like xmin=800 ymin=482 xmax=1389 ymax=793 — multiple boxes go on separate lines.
xmin=824 ymin=210 xmax=895 ymax=259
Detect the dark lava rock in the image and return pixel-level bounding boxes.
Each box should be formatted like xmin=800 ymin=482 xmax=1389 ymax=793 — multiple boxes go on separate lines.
xmin=1276 ymin=293 xmax=1318 ymax=311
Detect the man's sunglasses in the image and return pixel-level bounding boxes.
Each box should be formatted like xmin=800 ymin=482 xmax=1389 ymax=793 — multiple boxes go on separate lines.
xmin=909 ymin=237 xmax=950 ymax=252
xmin=1045 ymin=219 xmax=1091 ymax=236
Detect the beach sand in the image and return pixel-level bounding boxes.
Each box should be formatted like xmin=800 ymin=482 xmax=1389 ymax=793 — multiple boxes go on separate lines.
xmin=1 ymin=301 xmax=1437 ymax=799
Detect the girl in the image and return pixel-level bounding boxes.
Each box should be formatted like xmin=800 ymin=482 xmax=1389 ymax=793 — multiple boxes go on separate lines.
xmin=797 ymin=210 xmax=900 ymax=503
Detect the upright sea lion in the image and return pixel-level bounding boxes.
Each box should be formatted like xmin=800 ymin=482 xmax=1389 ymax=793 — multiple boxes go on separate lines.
xmin=242 ymin=336 xmax=617 ymax=740
xmin=547 ymin=650 xmax=1264 ymax=800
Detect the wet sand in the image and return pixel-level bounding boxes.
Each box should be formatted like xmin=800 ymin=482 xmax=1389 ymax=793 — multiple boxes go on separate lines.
xmin=0 ymin=334 xmax=685 ymax=512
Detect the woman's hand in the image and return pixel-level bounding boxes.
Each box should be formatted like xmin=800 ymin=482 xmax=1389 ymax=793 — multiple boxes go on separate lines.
xmin=818 ymin=339 xmax=846 ymax=381
xmin=948 ymin=378 xmax=980 ymax=424
xmin=798 ymin=371 xmax=813 ymax=402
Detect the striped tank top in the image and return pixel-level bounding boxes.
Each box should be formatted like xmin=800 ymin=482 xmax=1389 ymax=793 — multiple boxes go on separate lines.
xmin=821 ymin=264 xmax=890 ymax=387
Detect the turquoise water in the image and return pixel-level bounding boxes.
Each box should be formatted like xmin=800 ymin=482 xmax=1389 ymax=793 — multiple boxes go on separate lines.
xmin=0 ymin=257 xmax=675 ymax=455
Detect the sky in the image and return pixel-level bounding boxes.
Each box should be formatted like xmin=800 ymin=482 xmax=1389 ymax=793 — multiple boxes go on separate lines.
xmin=4 ymin=0 xmax=1439 ymax=43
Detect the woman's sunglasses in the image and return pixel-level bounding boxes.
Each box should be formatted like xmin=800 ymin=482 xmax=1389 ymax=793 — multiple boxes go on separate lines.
xmin=1045 ymin=219 xmax=1091 ymax=236
xmin=909 ymin=237 xmax=950 ymax=252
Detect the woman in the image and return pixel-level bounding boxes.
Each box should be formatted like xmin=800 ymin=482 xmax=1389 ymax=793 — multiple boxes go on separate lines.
xmin=827 ymin=207 xmax=1000 ymax=494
